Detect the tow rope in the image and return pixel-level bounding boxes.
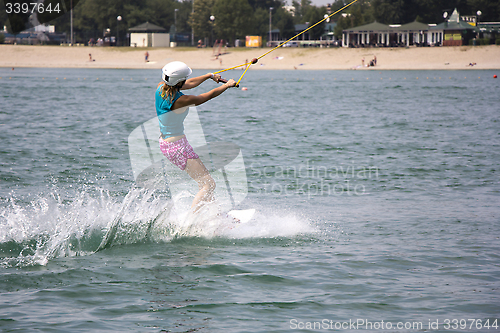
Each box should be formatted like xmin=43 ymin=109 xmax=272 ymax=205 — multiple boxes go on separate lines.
xmin=214 ymin=0 xmax=359 ymax=85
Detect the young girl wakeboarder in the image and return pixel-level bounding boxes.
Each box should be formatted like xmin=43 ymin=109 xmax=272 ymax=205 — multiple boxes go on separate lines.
xmin=156 ymin=61 xmax=236 ymax=212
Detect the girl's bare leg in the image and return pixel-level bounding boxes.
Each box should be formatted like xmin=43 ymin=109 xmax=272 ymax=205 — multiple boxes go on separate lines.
xmin=184 ymin=158 xmax=216 ymax=211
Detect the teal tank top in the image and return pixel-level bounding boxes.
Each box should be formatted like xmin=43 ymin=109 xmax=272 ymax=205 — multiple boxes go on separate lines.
xmin=155 ymin=85 xmax=187 ymax=138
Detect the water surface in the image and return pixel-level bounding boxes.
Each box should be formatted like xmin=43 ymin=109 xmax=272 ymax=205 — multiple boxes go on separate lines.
xmin=0 ymin=67 xmax=499 ymax=332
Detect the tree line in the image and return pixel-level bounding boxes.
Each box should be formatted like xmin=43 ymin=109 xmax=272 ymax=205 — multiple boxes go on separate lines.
xmin=1 ymin=0 xmax=498 ymax=44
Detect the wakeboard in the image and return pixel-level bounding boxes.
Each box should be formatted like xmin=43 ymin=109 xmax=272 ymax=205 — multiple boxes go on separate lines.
xmin=227 ymin=208 xmax=256 ymax=224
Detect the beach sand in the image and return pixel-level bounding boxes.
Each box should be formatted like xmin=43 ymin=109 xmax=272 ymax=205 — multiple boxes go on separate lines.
xmin=1 ymin=44 xmax=499 ymax=71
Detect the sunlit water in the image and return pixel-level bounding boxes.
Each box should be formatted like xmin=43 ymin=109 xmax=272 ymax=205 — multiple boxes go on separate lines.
xmin=1 ymin=67 xmax=499 ymax=332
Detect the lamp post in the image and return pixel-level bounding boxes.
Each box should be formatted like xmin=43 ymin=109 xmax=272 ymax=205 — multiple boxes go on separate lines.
xmin=105 ymin=28 xmax=110 ymax=45
xmin=269 ymin=7 xmax=273 ymax=46
xmin=323 ymin=14 xmax=330 ymax=43
xmin=173 ymin=8 xmax=179 ymax=44
xmin=476 ymin=10 xmax=482 ymax=38
xmin=191 ymin=0 xmax=194 ymax=46
xmin=70 ymin=0 xmax=73 ymax=45
xmin=175 ymin=8 xmax=179 ymax=31
xmin=476 ymin=10 xmax=482 ymax=39
xmin=210 ymin=15 xmax=215 ymax=47
xmin=117 ymin=15 xmax=122 ymax=46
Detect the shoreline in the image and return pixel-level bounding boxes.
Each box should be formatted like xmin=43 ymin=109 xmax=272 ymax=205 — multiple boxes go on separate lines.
xmin=1 ymin=44 xmax=499 ymax=71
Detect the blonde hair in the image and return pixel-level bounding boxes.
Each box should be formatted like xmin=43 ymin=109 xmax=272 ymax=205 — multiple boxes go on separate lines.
xmin=160 ymin=81 xmax=184 ymax=101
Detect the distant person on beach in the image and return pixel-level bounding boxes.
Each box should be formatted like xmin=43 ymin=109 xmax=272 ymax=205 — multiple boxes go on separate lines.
xmin=213 ymin=40 xmax=220 ymax=57
xmin=89 ymin=53 xmax=93 ymax=62
xmin=362 ymin=57 xmax=365 ymax=67
xmin=145 ymin=51 xmax=149 ymax=62
xmin=156 ymin=61 xmax=236 ymax=212
xmin=369 ymin=55 xmax=376 ymax=67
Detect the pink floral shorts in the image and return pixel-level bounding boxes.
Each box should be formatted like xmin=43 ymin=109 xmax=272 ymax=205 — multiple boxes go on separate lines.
xmin=159 ymin=137 xmax=199 ymax=171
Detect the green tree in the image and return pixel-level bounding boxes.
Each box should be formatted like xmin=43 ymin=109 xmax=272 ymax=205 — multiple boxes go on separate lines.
xmin=121 ymin=2 xmax=151 ymax=29
xmin=464 ymin=0 xmax=500 ymax=22
xmin=4 ymin=1 xmax=32 ymax=34
xmin=251 ymin=1 xmax=289 ymax=40
xmin=247 ymin=0 xmax=283 ymax=11
xmin=71 ymin=0 xmax=122 ymax=41
xmin=369 ymin=0 xmax=500 ymax=25
xmin=303 ymin=5 xmax=325 ymax=40
xmin=9 ymin=0 xmax=498 ymax=47
xmin=212 ymin=0 xmax=254 ymax=44
xmin=301 ymin=0 xmax=312 ymax=12
xmin=253 ymin=7 xmax=270 ymax=38
xmin=6 ymin=13 xmax=26 ymax=35
xmin=0 ymin=1 xmax=9 ymax=30
xmin=291 ymin=0 xmax=313 ymax=24
xmin=37 ymin=0 xmax=81 ymax=25
xmin=371 ymin=0 xmax=402 ymax=24
xmin=144 ymin=0 xmax=177 ymax=30
xmin=333 ymin=14 xmax=352 ymax=39
xmin=175 ymin=0 xmax=194 ymax=33
xmin=331 ymin=0 xmax=373 ymax=38
xmin=291 ymin=0 xmax=301 ymax=23
xmin=189 ymin=0 xmax=215 ymax=41
xmin=274 ymin=6 xmax=295 ymax=40
xmin=46 ymin=0 xmax=179 ymax=43
xmin=350 ymin=4 xmax=363 ymax=26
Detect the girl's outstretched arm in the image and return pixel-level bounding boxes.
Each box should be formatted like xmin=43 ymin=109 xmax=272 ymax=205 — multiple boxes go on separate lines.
xmin=182 ymin=73 xmax=222 ymax=90
xmin=174 ymin=79 xmax=236 ymax=108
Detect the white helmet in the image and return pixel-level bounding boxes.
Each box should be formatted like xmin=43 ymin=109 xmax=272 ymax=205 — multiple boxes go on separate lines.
xmin=162 ymin=61 xmax=192 ymax=86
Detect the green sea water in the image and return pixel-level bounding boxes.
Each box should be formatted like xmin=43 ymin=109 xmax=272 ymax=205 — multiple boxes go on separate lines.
xmin=0 ymin=67 xmax=499 ymax=332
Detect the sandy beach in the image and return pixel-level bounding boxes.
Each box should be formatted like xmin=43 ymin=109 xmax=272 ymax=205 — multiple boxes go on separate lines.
xmin=1 ymin=44 xmax=499 ymax=70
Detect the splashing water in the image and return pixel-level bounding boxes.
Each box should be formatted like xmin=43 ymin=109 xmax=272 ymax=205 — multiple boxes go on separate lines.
xmin=0 ymin=186 xmax=315 ymax=268
xmin=1 ymin=187 xmax=121 ymax=267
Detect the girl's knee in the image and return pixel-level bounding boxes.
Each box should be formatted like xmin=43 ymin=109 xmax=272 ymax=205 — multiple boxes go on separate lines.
xmin=206 ymin=177 xmax=216 ymax=191
xmin=199 ymin=175 xmax=216 ymax=191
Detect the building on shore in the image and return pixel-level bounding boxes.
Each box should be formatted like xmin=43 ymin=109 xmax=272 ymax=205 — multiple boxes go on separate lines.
xmin=341 ymin=8 xmax=484 ymax=48
xmin=2 ymin=24 xmax=66 ymax=45
xmin=478 ymin=22 xmax=500 ymax=41
xmin=267 ymin=22 xmax=339 ymax=48
xmin=392 ymin=21 xmax=434 ymax=46
xmin=341 ymin=21 xmax=393 ymax=47
xmin=432 ymin=9 xmax=478 ymax=46
xmin=128 ymin=22 xmax=169 ymax=48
